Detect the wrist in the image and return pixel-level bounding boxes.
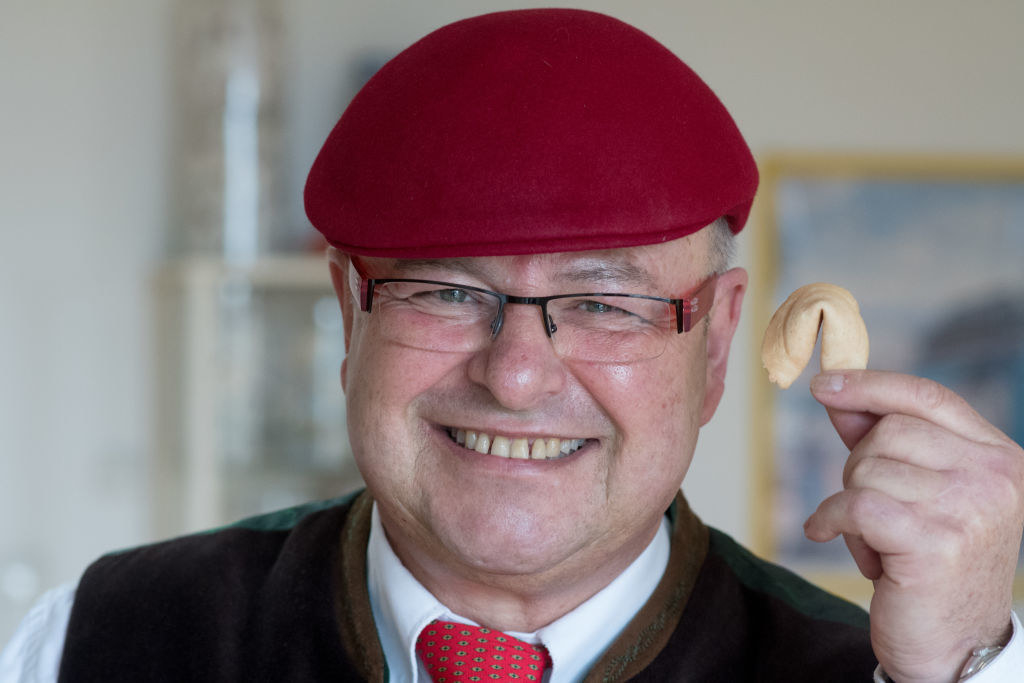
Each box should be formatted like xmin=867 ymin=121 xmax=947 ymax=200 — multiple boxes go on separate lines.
xmin=956 ymin=645 xmax=1004 ymax=679
xmin=875 ymin=641 xmax=1009 ymax=683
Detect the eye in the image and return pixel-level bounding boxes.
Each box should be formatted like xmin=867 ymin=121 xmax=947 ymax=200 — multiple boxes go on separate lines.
xmin=579 ymin=299 xmax=633 ymax=316
xmin=554 ymin=295 xmax=671 ymax=331
xmin=438 ymin=288 xmax=470 ymax=304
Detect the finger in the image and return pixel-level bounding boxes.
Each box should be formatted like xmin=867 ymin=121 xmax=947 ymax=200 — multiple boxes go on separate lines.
xmin=843 ymin=533 xmax=882 ymax=581
xmin=804 ymin=487 xmax=915 ymax=557
xmin=823 ymin=406 xmax=878 ymax=451
xmin=844 ymin=411 xmax=986 ymax=474
xmin=842 ymin=453 xmax=952 ymax=503
xmin=810 ymin=370 xmax=1008 ymax=446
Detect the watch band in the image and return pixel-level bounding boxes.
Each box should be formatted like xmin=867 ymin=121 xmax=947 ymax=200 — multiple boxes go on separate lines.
xmin=958 ymin=645 xmax=1004 ymax=679
xmin=873 ymin=644 xmax=1005 ymax=682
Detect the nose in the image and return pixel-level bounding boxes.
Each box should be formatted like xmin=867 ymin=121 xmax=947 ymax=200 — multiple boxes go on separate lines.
xmin=466 ymin=302 xmax=566 ymax=412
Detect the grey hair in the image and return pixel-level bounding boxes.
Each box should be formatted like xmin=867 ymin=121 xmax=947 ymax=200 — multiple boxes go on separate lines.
xmin=706 ymin=216 xmax=736 ymax=274
xmin=327 ymin=218 xmax=737 ymax=275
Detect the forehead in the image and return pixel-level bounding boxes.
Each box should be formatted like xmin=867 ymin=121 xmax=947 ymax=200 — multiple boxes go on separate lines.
xmin=363 ymin=232 xmax=708 ymax=290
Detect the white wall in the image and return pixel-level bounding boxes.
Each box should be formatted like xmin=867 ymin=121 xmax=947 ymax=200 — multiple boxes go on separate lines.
xmin=3 ymin=0 xmax=1023 ymax=640
xmin=0 ymin=0 xmax=171 ymax=634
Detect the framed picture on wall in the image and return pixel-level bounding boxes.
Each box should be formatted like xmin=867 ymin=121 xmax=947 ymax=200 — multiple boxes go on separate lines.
xmin=748 ymin=154 xmax=1024 ymax=605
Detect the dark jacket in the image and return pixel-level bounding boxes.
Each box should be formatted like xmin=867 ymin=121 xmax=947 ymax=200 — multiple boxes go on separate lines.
xmin=58 ymin=490 xmax=876 ymax=681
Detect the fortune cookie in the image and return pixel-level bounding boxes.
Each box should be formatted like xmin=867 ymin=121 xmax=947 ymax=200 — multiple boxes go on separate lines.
xmin=761 ymin=283 xmax=869 ymax=389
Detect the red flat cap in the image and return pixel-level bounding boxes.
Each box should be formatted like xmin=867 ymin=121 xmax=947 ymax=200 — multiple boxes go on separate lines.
xmin=304 ymin=9 xmax=758 ymax=257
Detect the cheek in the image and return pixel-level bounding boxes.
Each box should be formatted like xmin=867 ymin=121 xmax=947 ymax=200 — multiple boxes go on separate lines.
xmin=344 ymin=329 xmax=418 ymax=443
xmin=587 ymin=348 xmax=706 ymax=423
xmin=344 ymin=323 xmax=475 ymax=447
xmin=344 ymin=339 xmax=453 ymax=488
xmin=573 ymin=345 xmax=708 ymax=476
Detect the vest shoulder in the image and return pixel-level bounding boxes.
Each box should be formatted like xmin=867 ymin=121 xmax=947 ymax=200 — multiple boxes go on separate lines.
xmin=78 ymin=490 xmax=362 ymax=604
xmin=639 ymin=527 xmax=875 ymax=681
xmin=706 ymin=526 xmax=869 ymax=630
xmin=59 ymin=492 xmax=367 ymax=681
xmin=210 ymin=488 xmax=363 ymax=534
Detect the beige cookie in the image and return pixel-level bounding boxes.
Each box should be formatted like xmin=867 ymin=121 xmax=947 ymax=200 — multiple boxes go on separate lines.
xmin=761 ymin=283 xmax=869 ymax=389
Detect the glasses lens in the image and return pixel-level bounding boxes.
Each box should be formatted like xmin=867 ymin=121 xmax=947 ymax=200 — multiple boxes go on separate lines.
xmin=547 ymin=295 xmax=674 ymax=362
xmin=372 ymin=281 xmax=501 ymax=352
xmin=367 ymin=281 xmax=676 ymax=362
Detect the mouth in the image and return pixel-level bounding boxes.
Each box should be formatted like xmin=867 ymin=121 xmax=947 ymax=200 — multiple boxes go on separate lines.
xmin=445 ymin=427 xmax=588 ymax=461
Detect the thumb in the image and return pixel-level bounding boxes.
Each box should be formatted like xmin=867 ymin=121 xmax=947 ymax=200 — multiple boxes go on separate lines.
xmin=811 ymin=372 xmax=879 ymax=450
xmin=823 ymin=406 xmax=878 ymax=451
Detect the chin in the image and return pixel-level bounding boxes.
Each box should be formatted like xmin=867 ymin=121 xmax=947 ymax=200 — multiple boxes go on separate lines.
xmin=453 ymin=538 xmax=576 ymax=578
xmin=432 ymin=500 xmax=590 ymax=577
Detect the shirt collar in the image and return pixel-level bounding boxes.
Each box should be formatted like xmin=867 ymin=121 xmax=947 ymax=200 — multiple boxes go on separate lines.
xmin=366 ymin=502 xmax=671 ymax=683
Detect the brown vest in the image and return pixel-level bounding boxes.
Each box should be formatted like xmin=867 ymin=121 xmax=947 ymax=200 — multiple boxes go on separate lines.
xmin=58 ymin=490 xmax=875 ymax=681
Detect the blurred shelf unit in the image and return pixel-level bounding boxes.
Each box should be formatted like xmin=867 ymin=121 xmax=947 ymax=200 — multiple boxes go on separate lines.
xmin=153 ymin=254 xmax=363 ymax=537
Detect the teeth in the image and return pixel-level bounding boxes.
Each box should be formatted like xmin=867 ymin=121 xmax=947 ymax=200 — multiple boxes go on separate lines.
xmin=529 ymin=439 xmax=545 ymax=460
xmin=510 ymin=438 xmax=529 ymax=460
xmin=447 ymin=428 xmax=586 ymax=460
xmin=491 ymin=436 xmax=510 ymax=457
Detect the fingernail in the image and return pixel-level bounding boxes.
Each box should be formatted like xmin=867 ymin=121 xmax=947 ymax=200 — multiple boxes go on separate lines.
xmin=811 ymin=372 xmax=846 ymax=394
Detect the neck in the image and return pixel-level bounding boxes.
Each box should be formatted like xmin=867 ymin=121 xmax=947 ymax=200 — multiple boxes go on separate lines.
xmin=381 ymin=514 xmax=663 ymax=633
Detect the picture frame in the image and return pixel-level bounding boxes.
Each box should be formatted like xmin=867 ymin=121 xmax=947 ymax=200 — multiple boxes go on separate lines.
xmin=747 ymin=154 xmax=1024 ymax=606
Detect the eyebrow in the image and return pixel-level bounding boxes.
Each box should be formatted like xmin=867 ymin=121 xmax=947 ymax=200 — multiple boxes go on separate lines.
xmin=388 ymin=257 xmax=657 ymax=290
xmin=389 ymin=259 xmax=480 ymax=278
xmin=557 ymin=260 xmax=656 ymax=289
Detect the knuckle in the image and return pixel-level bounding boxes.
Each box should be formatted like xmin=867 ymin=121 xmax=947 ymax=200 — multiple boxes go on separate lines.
xmin=973 ymin=445 xmax=1024 ymax=510
xmin=988 ymin=463 xmax=1024 ymax=517
xmin=1004 ymin=445 xmax=1024 ymax=487
xmin=994 ymin=470 xmax=1021 ymax=507
xmin=949 ymin=460 xmax=1024 ymax=543
xmin=844 ymin=455 xmax=882 ymax=489
xmin=845 ymin=488 xmax=882 ymax=524
xmin=910 ymin=376 xmax=948 ymax=412
xmin=871 ymin=412 xmax=914 ymax=443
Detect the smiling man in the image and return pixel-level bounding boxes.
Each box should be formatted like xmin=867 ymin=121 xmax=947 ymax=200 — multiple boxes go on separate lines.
xmin=336 ymin=238 xmax=737 ymax=633
xmin=5 ymin=8 xmax=1024 ymax=683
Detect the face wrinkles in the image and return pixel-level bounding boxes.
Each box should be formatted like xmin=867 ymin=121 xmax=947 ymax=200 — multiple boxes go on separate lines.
xmin=417 ymin=357 xmax=608 ymax=442
xmin=376 ymin=250 xmax=663 ymax=296
xmin=552 ymin=256 xmax=657 ymax=291
xmin=342 ymin=232 xmax=725 ymax=620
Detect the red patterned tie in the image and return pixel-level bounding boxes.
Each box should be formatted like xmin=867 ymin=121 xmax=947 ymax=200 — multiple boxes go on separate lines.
xmin=416 ymin=619 xmax=552 ymax=682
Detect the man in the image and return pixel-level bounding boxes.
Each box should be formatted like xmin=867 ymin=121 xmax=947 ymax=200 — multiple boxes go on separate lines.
xmin=4 ymin=8 xmax=1023 ymax=682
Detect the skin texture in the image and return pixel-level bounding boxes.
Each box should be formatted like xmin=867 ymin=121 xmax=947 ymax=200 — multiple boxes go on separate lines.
xmin=806 ymin=370 xmax=1024 ymax=682
xmin=329 ymin=231 xmax=747 ymax=632
xmin=763 ymin=283 xmax=1024 ymax=680
xmin=328 ymin=228 xmax=1024 ymax=681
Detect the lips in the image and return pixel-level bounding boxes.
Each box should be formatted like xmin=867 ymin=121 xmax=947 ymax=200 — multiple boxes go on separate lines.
xmin=446 ymin=427 xmax=587 ymax=460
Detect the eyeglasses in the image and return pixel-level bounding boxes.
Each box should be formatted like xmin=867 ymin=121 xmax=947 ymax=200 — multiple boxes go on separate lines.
xmin=348 ymin=259 xmax=717 ymax=363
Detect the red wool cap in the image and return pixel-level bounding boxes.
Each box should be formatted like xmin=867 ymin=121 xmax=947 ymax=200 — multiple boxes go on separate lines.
xmin=304 ymin=9 xmax=758 ymax=258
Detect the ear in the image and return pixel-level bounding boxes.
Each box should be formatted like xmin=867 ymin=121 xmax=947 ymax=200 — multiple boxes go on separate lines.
xmin=326 ymin=248 xmax=354 ymax=389
xmin=699 ymin=267 xmax=747 ymax=425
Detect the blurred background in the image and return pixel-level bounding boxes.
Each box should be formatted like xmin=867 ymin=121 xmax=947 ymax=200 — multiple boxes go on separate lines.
xmin=2 ymin=0 xmax=1023 ymax=641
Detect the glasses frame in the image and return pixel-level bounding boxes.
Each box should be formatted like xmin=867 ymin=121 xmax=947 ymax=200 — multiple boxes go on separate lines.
xmin=348 ymin=256 xmax=718 ymax=343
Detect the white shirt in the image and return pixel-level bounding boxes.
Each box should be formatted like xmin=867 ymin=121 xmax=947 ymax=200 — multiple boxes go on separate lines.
xmin=3 ymin=515 xmax=1023 ymax=682
xmin=0 ymin=581 xmax=74 ymax=683
xmin=366 ymin=503 xmax=671 ymax=683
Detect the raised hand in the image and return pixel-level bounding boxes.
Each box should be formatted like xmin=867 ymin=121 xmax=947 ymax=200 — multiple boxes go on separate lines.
xmin=804 ymin=370 xmax=1024 ymax=681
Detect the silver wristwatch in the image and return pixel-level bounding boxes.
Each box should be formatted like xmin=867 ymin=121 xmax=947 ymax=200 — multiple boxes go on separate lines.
xmin=874 ymin=645 xmax=1005 ymax=682
xmin=958 ymin=645 xmax=1005 ymax=679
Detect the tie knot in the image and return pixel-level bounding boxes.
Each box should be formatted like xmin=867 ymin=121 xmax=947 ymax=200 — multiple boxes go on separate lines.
xmin=416 ymin=619 xmax=551 ymax=682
